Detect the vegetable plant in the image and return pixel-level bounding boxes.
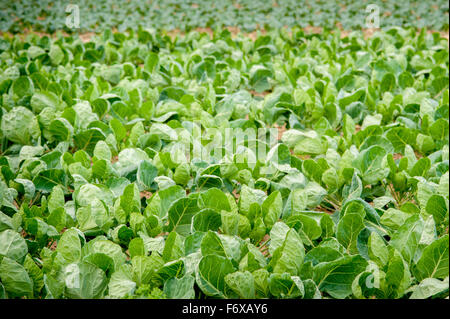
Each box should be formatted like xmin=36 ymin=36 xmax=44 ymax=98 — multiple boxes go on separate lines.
xmin=0 ymin=25 xmax=448 ymax=299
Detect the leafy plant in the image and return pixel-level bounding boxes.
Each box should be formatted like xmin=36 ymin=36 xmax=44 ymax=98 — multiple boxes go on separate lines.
xmin=0 ymin=25 xmax=448 ymax=299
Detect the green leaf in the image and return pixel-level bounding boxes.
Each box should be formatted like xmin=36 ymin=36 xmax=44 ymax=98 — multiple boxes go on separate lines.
xmin=414 ymin=235 xmax=449 ymax=281
xmin=262 ymin=191 xmax=282 ymax=229
xmin=74 ymin=128 xmax=106 ymax=155
xmin=409 ymin=277 xmax=449 ymax=299
xmin=225 ymin=271 xmax=255 ymax=298
xmin=144 ymin=52 xmax=159 ymax=73
xmin=0 ymin=212 xmax=14 ymax=232
xmin=162 ymin=232 xmax=184 ymax=262
xmin=200 ymin=231 xmax=227 ymax=258
xmin=63 ymin=262 xmax=107 ymax=299
xmin=429 ymin=118 xmax=449 ymax=141
xmin=128 ymin=238 xmax=146 ymax=258
xmin=200 ymin=188 xmax=231 ymax=212
xmin=49 ymin=44 xmax=64 ymax=65
xmin=386 ymin=127 xmax=414 ymax=153
xmin=426 ymin=195 xmax=448 ymax=225
xmin=269 ymin=229 xmax=305 ymax=276
xmin=385 ymin=249 xmax=411 ymax=298
xmin=0 ymin=257 xmax=33 ymax=298
xmin=137 ymin=160 xmax=158 ymax=189
xmin=380 ymin=208 xmax=414 ymax=230
xmin=337 ymin=213 xmax=365 ymax=254
xmin=131 ymin=255 xmax=161 ymax=286
xmin=110 ymin=118 xmax=127 ymax=141
xmin=108 ymin=264 xmax=136 ymax=298
xmin=1 ymin=106 xmax=40 ymax=145
xmin=192 ymin=209 xmax=221 ymax=232
xmin=313 ymin=255 xmax=368 ymax=299
xmin=268 ymin=273 xmax=304 ymax=299
xmin=409 ymin=157 xmax=431 ymax=177
xmin=23 ymin=255 xmax=44 ymax=294
xmin=167 ymin=197 xmax=200 ymax=236
xmin=0 ymin=229 xmax=28 ymax=263
xmin=49 ymin=118 xmax=73 ymax=141
xmin=33 ymin=169 xmax=66 ymax=193
xmin=12 ymin=76 xmax=34 ymax=97
xmin=56 ymin=228 xmax=82 ymax=264
xmin=368 ymin=232 xmax=389 ymax=267
xmin=164 ymin=275 xmax=195 ymax=299
xmin=196 ymin=255 xmax=235 ymax=298
xmin=390 ymin=215 xmax=424 ymax=264
xmin=47 ymin=185 xmax=65 ymax=213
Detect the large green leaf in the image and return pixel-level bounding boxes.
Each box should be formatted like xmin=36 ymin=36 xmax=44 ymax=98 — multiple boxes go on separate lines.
xmin=0 ymin=229 xmax=28 ymax=263
xmin=0 ymin=257 xmax=33 ymax=298
xmin=167 ymin=197 xmax=200 ymax=236
xmin=313 ymin=255 xmax=368 ymax=299
xmin=196 ymin=255 xmax=235 ymax=298
xmin=63 ymin=262 xmax=107 ymax=299
xmin=414 ymin=235 xmax=449 ymax=281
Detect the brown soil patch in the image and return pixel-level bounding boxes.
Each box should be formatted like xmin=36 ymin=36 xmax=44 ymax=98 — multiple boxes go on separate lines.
xmin=166 ymin=27 xmax=214 ymax=40
xmin=246 ymin=29 xmax=267 ymax=41
xmin=258 ymin=234 xmax=270 ymax=256
xmin=249 ymin=90 xmax=270 ymax=97
xmin=0 ymin=29 xmax=98 ymax=43
xmin=140 ymin=191 xmax=152 ymax=199
xmin=1 ymin=26 xmax=448 ymax=43
xmin=79 ymin=32 xmax=95 ymax=43
xmin=300 ymin=25 xmax=449 ymax=41
xmin=274 ymin=123 xmax=287 ymax=141
xmin=48 ymin=240 xmax=58 ymax=251
xmin=362 ymin=28 xmax=378 ymax=39
xmin=165 ymin=28 xmax=183 ymax=39
xmin=296 ymin=154 xmax=311 ymax=160
xmin=0 ymin=28 xmax=70 ymax=39
xmin=156 ymin=232 xmax=169 ymax=237
xmin=393 ymin=153 xmax=403 ymax=160
xmin=225 ymin=26 xmax=241 ymax=37
xmin=195 ymin=27 xmax=214 ymax=37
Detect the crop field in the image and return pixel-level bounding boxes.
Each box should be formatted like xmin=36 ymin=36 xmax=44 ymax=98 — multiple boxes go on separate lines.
xmin=0 ymin=1 xmax=448 ymax=300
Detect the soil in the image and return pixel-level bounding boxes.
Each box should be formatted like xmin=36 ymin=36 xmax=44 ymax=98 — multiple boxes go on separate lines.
xmin=140 ymin=191 xmax=152 ymax=199
xmin=249 ymin=90 xmax=270 ymax=97
xmin=274 ymin=123 xmax=287 ymax=141
xmin=2 ymin=26 xmax=447 ymax=43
